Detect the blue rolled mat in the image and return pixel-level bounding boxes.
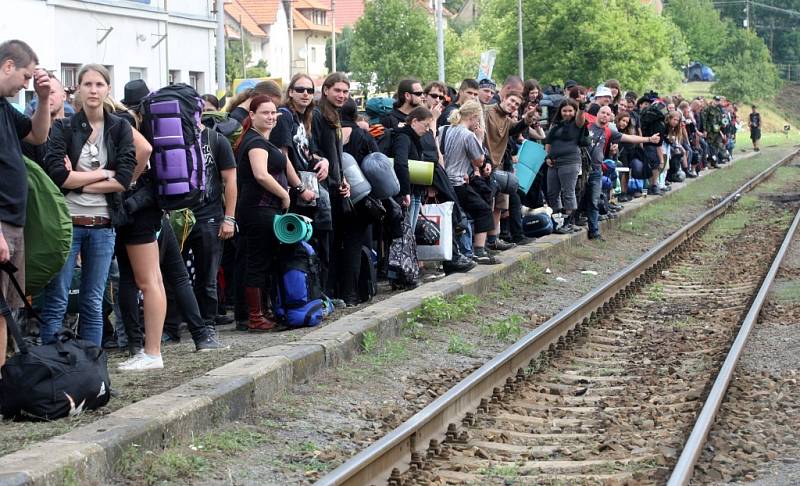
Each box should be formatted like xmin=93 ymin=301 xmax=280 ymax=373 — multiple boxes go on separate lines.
xmin=273 ymin=213 xmax=314 ymax=244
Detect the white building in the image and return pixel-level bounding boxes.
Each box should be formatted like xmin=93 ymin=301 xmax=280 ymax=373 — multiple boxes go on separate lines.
xmin=223 ymin=0 xmax=291 ymax=83
xmin=1 ymin=0 xmax=218 ymax=105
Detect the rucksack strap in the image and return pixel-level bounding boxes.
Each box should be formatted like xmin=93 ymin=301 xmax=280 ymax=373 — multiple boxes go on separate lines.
xmin=0 ymin=262 xmax=43 ymax=354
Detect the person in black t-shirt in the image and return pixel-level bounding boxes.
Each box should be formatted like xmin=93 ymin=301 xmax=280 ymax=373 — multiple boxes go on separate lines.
xmin=177 ymin=127 xmax=238 ymax=330
xmin=0 ymin=39 xmax=51 ymax=367
xmin=749 ymin=105 xmax=761 ymax=151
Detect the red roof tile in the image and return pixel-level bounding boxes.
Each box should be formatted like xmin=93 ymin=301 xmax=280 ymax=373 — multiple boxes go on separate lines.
xmin=236 ymin=0 xmax=283 ymax=26
xmin=224 ymin=0 xmax=268 ymax=37
xmin=325 ymin=0 xmax=364 ymax=28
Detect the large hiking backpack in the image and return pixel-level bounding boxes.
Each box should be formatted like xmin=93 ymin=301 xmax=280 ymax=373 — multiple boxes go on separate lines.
xmin=201 ymin=111 xmax=242 ymax=147
xmin=24 ymin=157 xmax=72 ymax=295
xmin=365 ymin=97 xmax=394 ymax=125
xmin=274 ymin=242 xmax=325 ymax=328
xmin=640 ymin=101 xmax=668 ymax=138
xmin=140 ymin=83 xmax=206 ymax=210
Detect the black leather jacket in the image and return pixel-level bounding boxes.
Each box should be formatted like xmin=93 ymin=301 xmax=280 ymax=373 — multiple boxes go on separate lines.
xmin=44 ymin=110 xmax=136 ymax=224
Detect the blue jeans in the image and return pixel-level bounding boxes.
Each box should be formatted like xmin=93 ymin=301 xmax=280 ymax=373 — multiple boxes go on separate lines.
xmin=41 ymin=226 xmax=116 ymax=346
xmin=587 ymin=168 xmax=603 ymax=236
xmin=407 ymin=194 xmax=422 ymax=233
xmin=458 ymin=219 xmax=474 ymax=258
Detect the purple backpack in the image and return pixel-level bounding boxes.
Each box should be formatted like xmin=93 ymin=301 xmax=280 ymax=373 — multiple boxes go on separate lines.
xmin=140 ymin=83 xmax=206 ymax=209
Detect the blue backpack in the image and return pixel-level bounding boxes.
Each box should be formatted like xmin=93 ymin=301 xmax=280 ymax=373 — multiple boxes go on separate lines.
xmin=274 ymin=241 xmax=325 ymax=328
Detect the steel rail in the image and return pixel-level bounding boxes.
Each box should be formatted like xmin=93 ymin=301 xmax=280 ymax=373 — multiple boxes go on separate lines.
xmin=317 ymin=149 xmax=800 ymax=486
xmin=667 ymin=204 xmax=800 ymax=485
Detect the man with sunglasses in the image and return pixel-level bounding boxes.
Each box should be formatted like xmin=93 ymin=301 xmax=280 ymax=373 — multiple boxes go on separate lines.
xmin=379 ymin=79 xmax=425 ymax=130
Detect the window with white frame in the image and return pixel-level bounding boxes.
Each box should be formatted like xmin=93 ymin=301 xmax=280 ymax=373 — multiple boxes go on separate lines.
xmin=189 ymin=71 xmax=204 ymax=91
xmin=129 ymin=67 xmax=147 ymax=82
xmin=61 ymin=64 xmax=80 ymax=91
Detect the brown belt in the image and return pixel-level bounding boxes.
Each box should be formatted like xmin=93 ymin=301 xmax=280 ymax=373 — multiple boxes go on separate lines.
xmin=72 ymin=216 xmax=112 ymax=227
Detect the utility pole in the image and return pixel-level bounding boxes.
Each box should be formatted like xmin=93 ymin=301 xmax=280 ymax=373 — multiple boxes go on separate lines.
xmin=287 ymin=0 xmax=294 ymax=78
xmin=744 ymin=0 xmax=751 ymax=30
xmin=517 ymin=0 xmax=524 ymax=78
xmin=436 ymin=0 xmax=445 ymax=82
xmin=331 ymin=0 xmax=337 ymax=72
xmin=239 ymin=15 xmax=246 ymax=78
xmin=215 ymin=0 xmax=226 ymax=93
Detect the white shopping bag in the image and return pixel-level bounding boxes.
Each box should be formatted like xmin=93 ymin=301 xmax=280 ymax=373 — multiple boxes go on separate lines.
xmin=416 ymin=201 xmax=454 ymax=261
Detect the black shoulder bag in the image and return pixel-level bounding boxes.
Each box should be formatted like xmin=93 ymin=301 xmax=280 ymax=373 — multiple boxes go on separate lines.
xmin=0 ymin=262 xmax=112 ymax=421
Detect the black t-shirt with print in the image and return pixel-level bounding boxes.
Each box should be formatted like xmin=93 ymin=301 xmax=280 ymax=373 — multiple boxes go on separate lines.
xmin=749 ymin=112 xmax=761 ymax=129
xmin=0 ymin=99 xmax=32 ymax=227
xmin=191 ymin=129 xmax=237 ymax=222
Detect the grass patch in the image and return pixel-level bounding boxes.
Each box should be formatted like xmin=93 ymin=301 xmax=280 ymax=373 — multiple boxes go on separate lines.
xmin=118 ymin=446 xmax=208 ymax=485
xmin=647 ymin=283 xmax=665 ymax=301
xmin=772 ymin=281 xmax=800 ymax=302
xmin=447 ymin=334 xmax=475 ymax=355
xmin=481 ymin=315 xmax=525 ymax=342
xmin=192 ymin=427 xmax=269 ymax=453
xmin=479 ymin=463 xmax=519 ymax=480
xmin=403 ymin=294 xmax=481 ymax=339
xmin=361 ymin=330 xmax=378 ymax=353
xmin=671 ymin=317 xmax=697 ymax=329
xmin=519 ymin=259 xmax=549 ymax=286
xmin=116 ymin=426 xmax=270 ymax=485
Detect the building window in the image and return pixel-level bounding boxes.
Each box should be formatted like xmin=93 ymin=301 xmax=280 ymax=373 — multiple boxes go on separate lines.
xmin=169 ymin=70 xmax=181 ymax=84
xmin=129 ymin=67 xmax=146 ymax=82
xmin=189 ymin=71 xmax=204 ymax=91
xmin=61 ymin=63 xmax=80 ymax=91
xmin=311 ymin=47 xmax=317 ymax=63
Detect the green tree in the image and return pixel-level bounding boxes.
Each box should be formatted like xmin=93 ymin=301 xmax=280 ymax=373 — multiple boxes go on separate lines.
xmin=350 ymin=0 xmax=437 ymax=91
xmin=479 ymin=0 xmax=687 ymax=92
xmin=326 ymin=26 xmax=354 ymax=73
xmin=713 ymin=29 xmax=782 ymax=101
xmin=664 ymin=0 xmax=730 ymax=63
xmin=444 ymin=27 xmax=485 ymax=85
xmin=246 ymin=59 xmax=270 ymax=79
xmin=225 ymin=39 xmax=251 ymax=85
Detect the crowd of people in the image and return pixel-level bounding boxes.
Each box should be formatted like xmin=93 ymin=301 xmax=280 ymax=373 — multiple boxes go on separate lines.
xmin=0 ymin=38 xmax=756 ymax=373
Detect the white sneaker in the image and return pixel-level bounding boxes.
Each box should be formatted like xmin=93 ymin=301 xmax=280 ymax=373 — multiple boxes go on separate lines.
xmin=117 ymin=353 xmax=164 ymax=371
xmin=117 ymin=351 xmax=145 ymax=369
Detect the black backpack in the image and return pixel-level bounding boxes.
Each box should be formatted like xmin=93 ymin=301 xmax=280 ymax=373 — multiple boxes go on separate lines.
xmin=640 ymin=102 xmax=668 ymax=138
xmin=357 ymin=246 xmax=377 ymax=303
xmin=0 ymin=264 xmax=111 ymax=420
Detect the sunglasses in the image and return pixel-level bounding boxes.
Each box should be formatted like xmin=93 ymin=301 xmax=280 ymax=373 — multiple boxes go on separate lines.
xmin=412 ymin=91 xmax=425 ymax=97
xmin=427 ymin=93 xmax=445 ymax=101
xmin=293 ymin=87 xmax=314 ymax=95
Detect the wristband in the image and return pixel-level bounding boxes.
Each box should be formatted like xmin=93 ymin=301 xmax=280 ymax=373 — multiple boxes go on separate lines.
xmin=223 ymin=216 xmax=236 ymax=225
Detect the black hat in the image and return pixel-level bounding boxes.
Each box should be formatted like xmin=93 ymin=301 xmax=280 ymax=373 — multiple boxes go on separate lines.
xmin=564 ymin=79 xmax=578 ymax=89
xmin=121 ymin=79 xmax=150 ymax=107
xmin=478 ymin=78 xmax=496 ymax=90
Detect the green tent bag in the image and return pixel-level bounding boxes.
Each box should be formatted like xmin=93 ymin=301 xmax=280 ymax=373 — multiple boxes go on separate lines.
xmin=24 ymin=157 xmax=72 ymax=295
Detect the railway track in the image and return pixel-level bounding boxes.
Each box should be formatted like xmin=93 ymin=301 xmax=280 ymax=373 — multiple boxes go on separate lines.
xmin=316 ymin=149 xmax=800 ymax=486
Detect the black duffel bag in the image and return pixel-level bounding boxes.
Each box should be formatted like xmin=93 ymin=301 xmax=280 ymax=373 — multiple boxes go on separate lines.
xmin=0 ymin=263 xmax=112 ymax=421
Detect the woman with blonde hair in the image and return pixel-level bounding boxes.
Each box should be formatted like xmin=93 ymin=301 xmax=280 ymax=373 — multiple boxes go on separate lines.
xmin=41 ymin=64 xmax=161 ymax=369
xmin=441 ymin=100 xmax=496 ymax=264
